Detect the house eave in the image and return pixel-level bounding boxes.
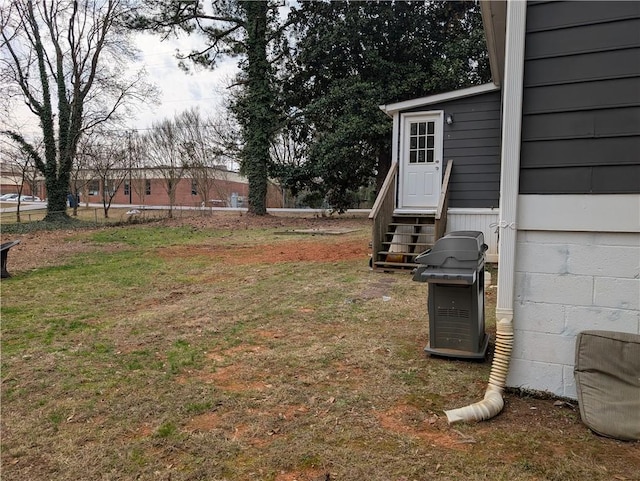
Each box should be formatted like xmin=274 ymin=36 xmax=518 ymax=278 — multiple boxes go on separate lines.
xmin=480 ymin=0 xmax=507 ymax=87
xmin=379 ymin=82 xmax=500 ymax=117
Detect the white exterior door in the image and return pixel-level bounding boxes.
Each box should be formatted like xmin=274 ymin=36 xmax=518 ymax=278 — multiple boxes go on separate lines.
xmin=398 ymin=113 xmax=443 ymax=210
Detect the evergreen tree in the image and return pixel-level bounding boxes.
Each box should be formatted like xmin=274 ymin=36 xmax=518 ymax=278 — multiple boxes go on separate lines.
xmin=132 ymin=0 xmax=285 ymax=215
xmin=276 ymin=0 xmax=490 ymax=212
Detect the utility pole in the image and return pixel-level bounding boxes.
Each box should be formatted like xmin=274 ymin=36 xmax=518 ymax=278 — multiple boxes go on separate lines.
xmin=128 ymin=131 xmax=133 ymax=204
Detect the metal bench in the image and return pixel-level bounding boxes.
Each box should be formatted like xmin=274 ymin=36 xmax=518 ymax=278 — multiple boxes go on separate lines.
xmin=1 ymin=240 xmax=21 ymax=278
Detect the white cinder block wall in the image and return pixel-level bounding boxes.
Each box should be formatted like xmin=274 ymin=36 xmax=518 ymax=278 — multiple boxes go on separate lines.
xmin=507 ymin=230 xmax=640 ymax=399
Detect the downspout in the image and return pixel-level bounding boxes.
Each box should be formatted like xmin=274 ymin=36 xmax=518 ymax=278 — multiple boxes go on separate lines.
xmin=445 ymin=0 xmax=527 ymax=424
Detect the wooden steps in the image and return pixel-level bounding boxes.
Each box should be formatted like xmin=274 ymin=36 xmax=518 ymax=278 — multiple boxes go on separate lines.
xmin=372 ymin=214 xmax=436 ymax=270
xmin=369 ymin=160 xmax=452 ymax=273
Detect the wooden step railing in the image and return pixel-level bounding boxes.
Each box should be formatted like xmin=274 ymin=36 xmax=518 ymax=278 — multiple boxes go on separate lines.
xmin=369 ymin=161 xmax=397 ymax=267
xmin=369 ymin=160 xmax=453 ymax=270
xmin=435 ymin=159 xmax=453 ymax=240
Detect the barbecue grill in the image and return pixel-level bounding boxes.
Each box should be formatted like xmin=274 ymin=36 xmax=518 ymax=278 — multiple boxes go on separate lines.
xmin=413 ymin=231 xmax=489 ymax=359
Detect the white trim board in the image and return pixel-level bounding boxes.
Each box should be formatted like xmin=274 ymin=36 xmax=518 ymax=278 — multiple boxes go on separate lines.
xmin=449 ymin=208 xmax=500 ymax=215
xmin=397 ymin=111 xmax=444 ymax=209
xmin=517 ymin=194 xmax=640 ymax=233
xmin=379 ymin=83 xmax=500 ymax=116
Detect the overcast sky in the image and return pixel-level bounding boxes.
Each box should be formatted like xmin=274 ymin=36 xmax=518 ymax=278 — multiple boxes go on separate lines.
xmin=129 ymin=1 xmax=293 ymax=131
xmin=2 ymin=31 xmax=240 ymax=139
xmin=3 ymin=4 xmax=294 ymax=140
xmin=127 ymin=32 xmax=240 ymax=132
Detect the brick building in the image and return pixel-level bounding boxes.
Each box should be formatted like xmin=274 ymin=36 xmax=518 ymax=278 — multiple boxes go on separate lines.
xmin=1 ymin=165 xmax=283 ymax=209
xmin=79 ymin=167 xmax=284 ymax=208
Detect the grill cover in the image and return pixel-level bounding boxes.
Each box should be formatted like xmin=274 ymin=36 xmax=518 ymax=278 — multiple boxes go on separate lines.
xmin=413 ymin=231 xmax=487 ymax=285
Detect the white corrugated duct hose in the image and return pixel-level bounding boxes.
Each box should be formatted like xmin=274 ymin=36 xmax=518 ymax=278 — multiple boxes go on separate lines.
xmin=444 ymin=318 xmax=514 ymax=423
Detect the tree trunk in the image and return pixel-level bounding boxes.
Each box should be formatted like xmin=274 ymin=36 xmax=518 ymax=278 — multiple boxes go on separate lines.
xmin=241 ymin=1 xmax=274 ymax=216
xmin=44 ymin=174 xmax=71 ymax=222
xmin=245 ymin=132 xmax=269 ymax=216
xmin=168 ymin=183 xmax=175 ymax=219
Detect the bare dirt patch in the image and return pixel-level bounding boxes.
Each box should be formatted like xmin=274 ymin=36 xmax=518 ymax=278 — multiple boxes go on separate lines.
xmin=184 ymin=412 xmax=224 ymax=433
xmin=0 ymin=229 xmax=100 ymax=272
xmin=159 ymin=238 xmax=368 ymax=265
xmin=375 ymin=403 xmax=467 ymax=450
xmin=1 ymin=212 xmax=369 ymax=274
xmin=183 ymin=364 xmax=271 ymax=393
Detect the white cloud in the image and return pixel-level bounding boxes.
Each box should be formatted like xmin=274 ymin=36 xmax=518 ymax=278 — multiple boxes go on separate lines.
xmin=3 ymin=31 xmax=240 ymax=138
xmin=129 ymin=32 xmax=240 ymax=131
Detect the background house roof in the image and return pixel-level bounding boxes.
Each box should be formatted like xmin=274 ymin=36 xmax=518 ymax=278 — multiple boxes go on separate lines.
xmin=379 ymin=83 xmax=500 ymax=116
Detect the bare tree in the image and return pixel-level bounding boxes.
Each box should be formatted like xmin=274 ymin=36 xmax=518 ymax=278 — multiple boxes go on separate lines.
xmin=0 ymin=0 xmax=156 ymax=221
xmin=132 ymin=0 xmax=287 ymax=215
xmin=72 ymin=136 xmax=99 ymax=215
xmin=128 ymin=132 xmax=149 ymax=207
xmin=83 ymin=132 xmax=129 ymax=218
xmin=0 ymin=138 xmax=42 ymax=222
xmin=208 ymin=111 xmax=243 ymax=171
xmin=174 ymin=108 xmax=236 ymax=207
xmin=143 ymin=116 xmax=187 ymax=218
xmin=269 ymin=127 xmax=306 ymax=207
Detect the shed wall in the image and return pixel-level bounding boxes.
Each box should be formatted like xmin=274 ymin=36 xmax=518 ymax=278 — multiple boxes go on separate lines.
xmin=404 ymin=90 xmax=502 ymax=209
xmin=446 ymin=209 xmax=499 ymax=263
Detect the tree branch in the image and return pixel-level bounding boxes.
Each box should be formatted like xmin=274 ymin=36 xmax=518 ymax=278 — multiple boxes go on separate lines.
xmin=1 ymin=130 xmax=46 ymax=175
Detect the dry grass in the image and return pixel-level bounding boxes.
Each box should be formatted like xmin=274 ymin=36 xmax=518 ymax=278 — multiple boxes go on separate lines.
xmin=1 ymin=212 xmax=638 ymax=481
xmin=0 ymin=204 xmax=201 ymax=226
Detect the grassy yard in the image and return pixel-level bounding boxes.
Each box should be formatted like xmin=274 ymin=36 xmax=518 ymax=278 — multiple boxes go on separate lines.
xmin=0 ymin=204 xmax=185 ymax=226
xmin=1 ymin=213 xmax=638 ymax=480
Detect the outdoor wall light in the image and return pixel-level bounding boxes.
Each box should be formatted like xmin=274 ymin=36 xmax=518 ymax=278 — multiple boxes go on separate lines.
xmin=446 ymin=114 xmax=454 ymax=125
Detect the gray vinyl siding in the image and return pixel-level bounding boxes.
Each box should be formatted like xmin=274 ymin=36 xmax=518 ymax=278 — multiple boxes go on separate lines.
xmin=404 ymin=90 xmax=502 ymax=208
xmin=519 ymin=1 xmax=640 ymax=194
